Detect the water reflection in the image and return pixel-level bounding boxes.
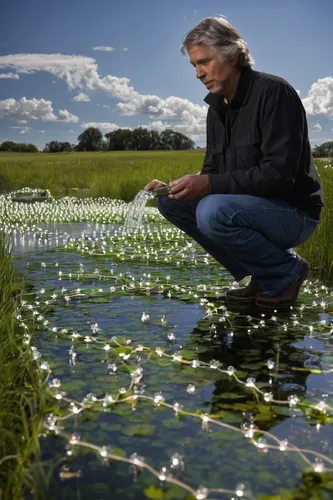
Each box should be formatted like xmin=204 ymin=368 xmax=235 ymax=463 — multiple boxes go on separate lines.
xmin=184 ymin=315 xmax=318 ymax=425
xmin=8 ymin=222 xmax=120 ymax=256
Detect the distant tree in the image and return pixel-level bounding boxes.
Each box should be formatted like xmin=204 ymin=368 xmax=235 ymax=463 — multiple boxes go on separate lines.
xmin=149 ymin=130 xmax=160 ymax=150
xmin=160 ymin=129 xmax=195 ymax=150
xmin=77 ymin=127 xmax=103 ymax=151
xmin=154 ymin=143 xmax=173 ymax=150
xmin=0 ymin=141 xmax=38 ymax=152
xmin=127 ymin=127 xmax=152 ymax=150
xmin=61 ymin=142 xmax=72 ymax=152
xmin=0 ymin=141 xmax=18 ymax=151
xmin=38 ymin=126 xmax=195 ymax=154
xmin=43 ymin=141 xmax=72 ymax=153
xmin=312 ymin=141 xmax=333 ymax=158
xmin=44 ymin=141 xmax=62 ymax=153
xmin=25 ymin=143 xmax=39 ymax=153
xmin=105 ymin=129 xmax=133 ymax=150
xmin=100 ymin=140 xmax=109 ymax=152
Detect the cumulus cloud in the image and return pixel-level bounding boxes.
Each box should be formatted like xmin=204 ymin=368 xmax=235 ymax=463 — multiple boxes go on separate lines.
xmin=144 ymin=121 xmax=170 ymax=132
xmin=93 ymin=74 xmax=136 ymax=100
xmin=144 ymin=119 xmax=206 ymax=142
xmin=81 ymin=121 xmax=122 ymax=131
xmin=0 ymin=54 xmax=100 ymax=89
xmin=0 ymin=97 xmax=79 ymax=123
xmin=2 ymin=52 xmax=332 ymax=134
xmin=0 ymin=53 xmax=137 ymax=100
xmin=313 ymin=122 xmax=322 ymax=131
xmin=58 ymin=109 xmax=80 ymax=122
xmin=0 ymin=72 xmax=19 ymax=79
xmin=92 ymin=46 xmax=115 ymax=52
xmin=116 ymin=94 xmax=207 ymax=120
xmin=302 ymin=77 xmax=333 ymax=118
xmin=20 ymin=126 xmax=31 ymax=134
xmin=0 ymin=53 xmax=209 ymax=140
xmin=73 ymin=92 xmax=90 ymax=102
xmin=123 ymin=47 xmax=128 ymax=51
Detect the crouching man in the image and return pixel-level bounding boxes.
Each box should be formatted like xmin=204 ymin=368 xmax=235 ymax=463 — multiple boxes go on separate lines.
xmin=144 ymin=16 xmax=324 ymax=312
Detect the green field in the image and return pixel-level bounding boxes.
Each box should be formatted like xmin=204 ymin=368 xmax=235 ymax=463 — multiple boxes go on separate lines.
xmin=0 ymin=151 xmax=332 ymax=281
xmin=0 ymin=150 xmax=202 ymax=200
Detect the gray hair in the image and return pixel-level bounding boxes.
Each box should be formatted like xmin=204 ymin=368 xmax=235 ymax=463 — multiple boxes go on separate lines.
xmin=181 ymin=17 xmax=255 ymax=69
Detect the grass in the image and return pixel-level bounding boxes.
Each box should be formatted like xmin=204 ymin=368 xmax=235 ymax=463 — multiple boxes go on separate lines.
xmin=0 ymin=151 xmax=332 ymax=280
xmin=0 ymin=150 xmax=201 ymax=200
xmin=297 ymin=160 xmax=333 ymax=281
xmin=0 ymin=235 xmax=52 ymax=499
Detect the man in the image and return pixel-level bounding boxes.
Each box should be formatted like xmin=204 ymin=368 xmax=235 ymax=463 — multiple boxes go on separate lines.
xmin=144 ymin=17 xmax=324 ymax=312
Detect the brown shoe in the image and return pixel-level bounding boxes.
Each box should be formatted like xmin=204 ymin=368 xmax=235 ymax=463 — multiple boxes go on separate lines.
xmin=226 ymin=276 xmax=263 ymax=305
xmin=255 ymin=259 xmax=309 ymax=312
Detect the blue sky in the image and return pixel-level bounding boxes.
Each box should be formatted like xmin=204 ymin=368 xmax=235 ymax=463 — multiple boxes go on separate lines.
xmin=1 ymin=0 xmax=332 ymax=149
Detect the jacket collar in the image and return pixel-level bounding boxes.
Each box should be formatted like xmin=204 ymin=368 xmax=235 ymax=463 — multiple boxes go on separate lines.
xmin=203 ymin=67 xmax=254 ymax=109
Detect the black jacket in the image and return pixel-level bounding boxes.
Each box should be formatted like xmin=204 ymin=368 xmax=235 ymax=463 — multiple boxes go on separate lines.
xmin=202 ymin=67 xmax=324 ymax=220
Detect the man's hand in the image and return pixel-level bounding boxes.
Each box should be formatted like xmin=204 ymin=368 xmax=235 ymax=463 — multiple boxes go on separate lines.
xmin=144 ymin=179 xmax=167 ymax=192
xmin=168 ymin=174 xmax=210 ymax=200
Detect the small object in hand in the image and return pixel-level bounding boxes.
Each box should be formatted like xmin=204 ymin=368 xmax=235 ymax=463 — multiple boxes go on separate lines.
xmin=150 ymin=184 xmax=171 ymax=197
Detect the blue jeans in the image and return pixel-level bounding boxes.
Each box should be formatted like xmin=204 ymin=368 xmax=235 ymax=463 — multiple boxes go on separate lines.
xmin=157 ymin=194 xmax=319 ymax=295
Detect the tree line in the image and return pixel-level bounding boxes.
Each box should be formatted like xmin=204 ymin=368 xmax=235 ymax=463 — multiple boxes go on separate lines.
xmin=0 ymin=141 xmax=38 ymax=153
xmin=0 ymin=127 xmax=195 ymax=153
xmin=1 ymin=131 xmax=332 ymax=157
xmin=312 ymin=141 xmax=333 ymax=158
xmin=43 ymin=127 xmax=195 ymax=152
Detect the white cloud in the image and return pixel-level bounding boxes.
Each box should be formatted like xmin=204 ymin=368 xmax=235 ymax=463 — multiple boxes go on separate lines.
xmin=0 ymin=72 xmax=19 ymax=79
xmin=20 ymin=126 xmax=31 ymax=134
xmin=313 ymin=122 xmax=322 ymax=131
xmin=302 ymin=77 xmax=333 ymax=117
xmin=296 ymin=89 xmax=301 ymax=95
xmin=73 ymin=92 xmax=90 ymax=102
xmin=94 ymin=74 xmax=136 ymax=100
xmin=58 ymin=109 xmax=80 ymax=123
xmin=144 ymin=119 xmax=206 ymax=142
xmin=92 ymin=46 xmax=115 ymax=52
xmin=0 ymin=97 xmax=79 ymax=123
xmin=0 ymin=54 xmax=100 ymax=89
xmin=123 ymin=47 xmax=128 ymax=52
xmin=0 ymin=53 xmax=208 ymax=140
xmin=144 ymin=121 xmax=169 ymax=132
xmin=0 ymin=53 xmax=137 ymax=100
xmin=39 ymin=130 xmax=46 ymax=133
xmin=10 ymin=125 xmax=31 ymax=134
xmin=81 ymin=121 xmax=121 ymax=131
xmin=116 ymin=94 xmax=207 ymax=120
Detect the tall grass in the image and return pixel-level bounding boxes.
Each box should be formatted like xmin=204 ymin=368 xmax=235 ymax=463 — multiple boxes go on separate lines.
xmin=0 ymin=151 xmax=332 ymax=280
xmin=297 ymin=160 xmax=333 ymax=281
xmin=0 ymin=235 xmax=51 ymax=499
xmin=0 ymin=151 xmax=201 ymax=200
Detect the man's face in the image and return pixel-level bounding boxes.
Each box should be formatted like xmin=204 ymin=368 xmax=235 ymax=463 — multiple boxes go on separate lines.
xmin=188 ymin=44 xmax=238 ymax=95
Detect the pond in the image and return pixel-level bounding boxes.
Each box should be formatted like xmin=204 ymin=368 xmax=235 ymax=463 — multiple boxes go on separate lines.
xmin=7 ymin=196 xmax=333 ymax=500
